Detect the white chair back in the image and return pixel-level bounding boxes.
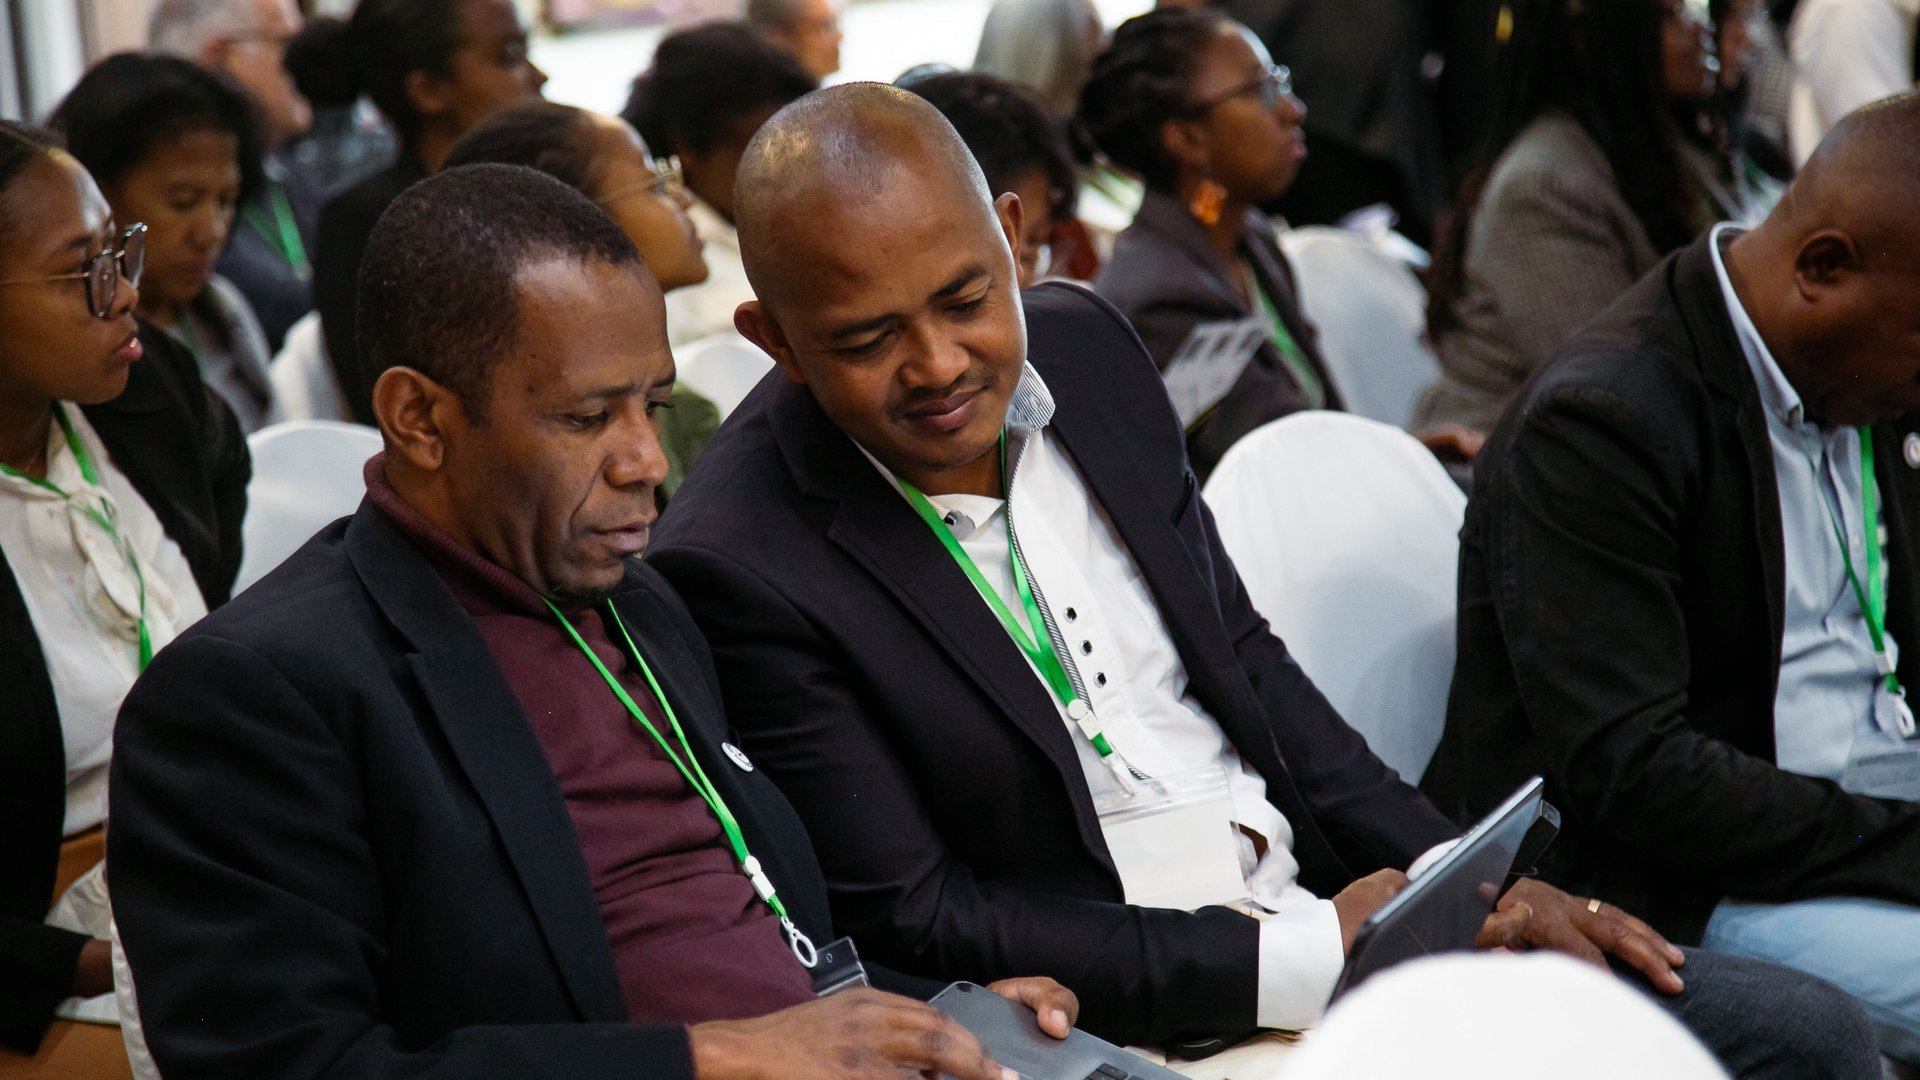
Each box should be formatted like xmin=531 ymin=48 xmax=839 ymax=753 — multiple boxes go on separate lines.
xmin=1203 ymin=412 xmax=1465 ymax=782
xmin=236 ymin=420 xmax=383 ymax=593
xmin=675 ymin=332 xmax=774 ymax=420
xmin=267 ymin=311 xmax=350 ymax=424
xmin=1277 ymin=226 xmax=1437 ymax=429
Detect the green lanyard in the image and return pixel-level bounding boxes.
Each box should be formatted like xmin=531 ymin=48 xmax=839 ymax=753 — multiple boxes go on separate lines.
xmin=241 ymin=180 xmax=310 ymax=278
xmin=0 ymin=406 xmax=151 ymax=669
xmin=543 ymin=598 xmax=818 ymax=968
xmin=1249 ymin=272 xmax=1327 ymax=410
xmin=1808 ymin=427 xmax=1901 ymax=695
xmin=894 ymin=435 xmax=1120 ymax=762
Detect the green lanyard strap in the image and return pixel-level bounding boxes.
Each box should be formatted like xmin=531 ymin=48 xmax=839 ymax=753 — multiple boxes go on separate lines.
xmin=1808 ymin=427 xmax=1900 ymax=694
xmin=0 ymin=406 xmax=151 ymax=669
xmin=544 ymin=598 xmax=818 ymax=968
xmin=241 ymin=180 xmax=310 ymax=278
xmin=894 ymin=436 xmax=1117 ymax=759
xmin=1249 ymin=273 xmax=1327 ymax=411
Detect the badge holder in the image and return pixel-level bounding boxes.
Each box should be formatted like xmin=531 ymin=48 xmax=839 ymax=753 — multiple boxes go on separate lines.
xmin=810 ymin=937 xmax=871 ymax=997
xmin=1092 ymin=765 xmax=1251 ymax=912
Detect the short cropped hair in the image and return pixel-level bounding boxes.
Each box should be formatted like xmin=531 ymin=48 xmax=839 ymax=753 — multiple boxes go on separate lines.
xmin=356 ymin=163 xmax=642 ymax=419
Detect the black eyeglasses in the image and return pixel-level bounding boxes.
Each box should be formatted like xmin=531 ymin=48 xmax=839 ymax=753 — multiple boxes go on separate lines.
xmin=1189 ymin=64 xmax=1295 ymax=114
xmin=0 ymin=223 xmax=147 ymax=319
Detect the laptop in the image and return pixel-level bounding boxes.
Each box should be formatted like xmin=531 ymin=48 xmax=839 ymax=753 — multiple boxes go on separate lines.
xmin=1329 ymin=775 xmax=1556 ymax=1002
xmin=931 ymin=981 xmax=1187 ymax=1080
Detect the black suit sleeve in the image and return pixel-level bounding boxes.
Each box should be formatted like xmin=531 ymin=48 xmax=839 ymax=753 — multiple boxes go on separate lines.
xmin=1185 ymin=476 xmax=1462 ymax=870
xmin=648 ymin=544 xmax=1262 ymax=1048
xmin=0 ymin=919 xmax=88 ymax=1054
xmin=1479 ymin=379 xmax=1920 ymax=901
xmin=109 ymin=633 xmax=695 ymax=1080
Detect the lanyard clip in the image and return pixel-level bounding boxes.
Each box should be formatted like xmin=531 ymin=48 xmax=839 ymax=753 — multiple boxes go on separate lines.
xmin=782 ymin=917 xmax=819 ymax=969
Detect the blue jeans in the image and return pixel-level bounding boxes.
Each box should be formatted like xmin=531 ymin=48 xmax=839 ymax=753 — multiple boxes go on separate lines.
xmin=1703 ymin=897 xmax=1920 ymax=1065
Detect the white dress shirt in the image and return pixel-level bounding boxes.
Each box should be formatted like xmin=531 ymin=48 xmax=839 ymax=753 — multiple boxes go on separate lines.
xmin=1709 ymin=223 xmax=1902 ymax=782
xmin=664 ymin=197 xmax=755 ymax=347
xmin=865 ymin=365 xmax=1348 ymax=1031
xmin=0 ymin=403 xmax=205 ymax=834
xmin=1787 ymin=0 xmax=1920 ymax=164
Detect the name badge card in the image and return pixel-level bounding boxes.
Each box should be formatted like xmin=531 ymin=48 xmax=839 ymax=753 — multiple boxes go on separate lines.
xmin=1841 ymin=739 xmax=1920 ymax=803
xmin=1160 ymin=317 xmax=1271 ymax=430
xmin=1092 ymin=765 xmax=1250 ymax=912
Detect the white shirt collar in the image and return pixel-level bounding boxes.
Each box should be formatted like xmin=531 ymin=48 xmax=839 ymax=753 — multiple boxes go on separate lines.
xmin=1709 ymin=221 xmax=1809 ymax=429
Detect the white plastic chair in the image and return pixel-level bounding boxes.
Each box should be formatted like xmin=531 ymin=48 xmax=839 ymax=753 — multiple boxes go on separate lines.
xmin=1277 ymin=225 xmax=1438 ymax=430
xmin=235 ymin=420 xmax=383 ymax=593
xmin=268 ymin=311 xmax=350 ymax=423
xmin=674 ymin=332 xmax=775 ymax=420
xmin=1203 ymin=412 xmax=1465 ymax=782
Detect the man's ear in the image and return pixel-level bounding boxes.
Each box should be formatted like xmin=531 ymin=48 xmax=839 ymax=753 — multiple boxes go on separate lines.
xmin=735 ymin=300 xmax=806 ymax=385
xmin=1793 ymin=229 xmax=1859 ymax=302
xmin=372 ymin=366 xmax=459 ymax=472
xmin=994 ymin=190 xmax=1025 ymax=269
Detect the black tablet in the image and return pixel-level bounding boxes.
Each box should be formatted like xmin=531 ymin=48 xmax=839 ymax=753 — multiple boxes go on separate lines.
xmin=1329 ymin=775 xmax=1554 ymax=1001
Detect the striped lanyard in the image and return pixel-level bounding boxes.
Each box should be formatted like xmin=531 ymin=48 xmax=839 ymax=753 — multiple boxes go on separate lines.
xmin=0 ymin=405 xmax=151 ymax=669
xmin=545 ymin=598 xmax=818 ymax=968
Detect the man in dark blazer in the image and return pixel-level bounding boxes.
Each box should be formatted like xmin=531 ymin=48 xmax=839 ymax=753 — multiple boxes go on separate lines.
xmin=1425 ymin=94 xmax=1920 ymax=1062
xmin=648 ymin=84 xmax=1878 ymax=1077
xmin=108 ymin=164 xmax=1071 ymax=1080
xmin=1 ymin=327 xmax=246 ymax=1056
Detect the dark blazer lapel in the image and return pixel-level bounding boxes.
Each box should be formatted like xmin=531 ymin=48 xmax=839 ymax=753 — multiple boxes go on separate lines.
xmin=1032 ymin=346 xmax=1304 ymax=808
xmin=606 ymin=578 xmax=834 ymax=939
xmin=766 ymin=385 xmax=1107 ymax=844
xmin=1681 ymin=236 xmax=1788 ymax=671
xmin=343 ymin=506 xmax=628 ymax=1022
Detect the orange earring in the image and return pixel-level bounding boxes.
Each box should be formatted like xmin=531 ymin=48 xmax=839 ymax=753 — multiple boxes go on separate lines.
xmin=1189 ymin=179 xmax=1226 ymax=226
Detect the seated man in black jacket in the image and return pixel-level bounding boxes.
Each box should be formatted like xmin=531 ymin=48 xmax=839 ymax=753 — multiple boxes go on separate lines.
xmin=107 ymin=163 xmax=1072 ymax=1080
xmin=646 ymin=83 xmax=1877 ymax=1078
xmin=1425 ymin=92 xmax=1920 ymax=1063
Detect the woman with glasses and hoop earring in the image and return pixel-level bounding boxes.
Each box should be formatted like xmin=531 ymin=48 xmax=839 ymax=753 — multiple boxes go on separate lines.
xmin=1079 ymin=8 xmax=1343 ymax=485
xmin=0 ymin=121 xmax=248 ymax=1080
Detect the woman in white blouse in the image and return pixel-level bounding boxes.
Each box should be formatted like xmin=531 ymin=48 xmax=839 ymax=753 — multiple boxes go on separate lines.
xmin=0 ymin=120 xmax=248 ymax=1077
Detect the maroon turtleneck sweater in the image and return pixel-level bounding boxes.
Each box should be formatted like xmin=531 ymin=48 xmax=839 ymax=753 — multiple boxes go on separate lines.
xmin=365 ymin=455 xmax=816 ymax=1024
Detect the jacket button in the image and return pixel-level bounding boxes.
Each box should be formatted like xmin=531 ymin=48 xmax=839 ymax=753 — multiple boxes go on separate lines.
xmin=722 ymin=742 xmax=755 ymax=772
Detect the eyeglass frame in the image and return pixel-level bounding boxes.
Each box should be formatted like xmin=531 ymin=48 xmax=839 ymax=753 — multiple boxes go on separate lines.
xmin=0 ymin=223 xmax=147 ymax=319
xmin=593 ymin=157 xmax=688 ymax=208
xmin=1187 ymin=63 xmax=1295 ymax=114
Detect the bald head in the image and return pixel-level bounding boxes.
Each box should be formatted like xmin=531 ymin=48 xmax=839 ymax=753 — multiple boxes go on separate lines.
xmin=1769 ymin=91 xmax=1920 ymax=263
xmin=735 ymin=83 xmax=996 ymax=310
xmin=1728 ymin=91 xmax=1920 ymax=427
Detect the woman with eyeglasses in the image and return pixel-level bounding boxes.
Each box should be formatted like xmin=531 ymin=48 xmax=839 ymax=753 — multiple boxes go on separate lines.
xmin=1413 ymin=0 xmax=1716 ymax=441
xmin=1079 ymin=7 xmax=1342 ymax=483
xmin=444 ymin=101 xmax=719 ymax=501
xmin=621 ymin=23 xmax=816 ymax=347
xmin=0 ymin=121 xmax=246 ymax=1076
xmin=52 ymin=53 xmax=280 ymax=434
xmin=309 ymin=0 xmax=549 ymax=427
